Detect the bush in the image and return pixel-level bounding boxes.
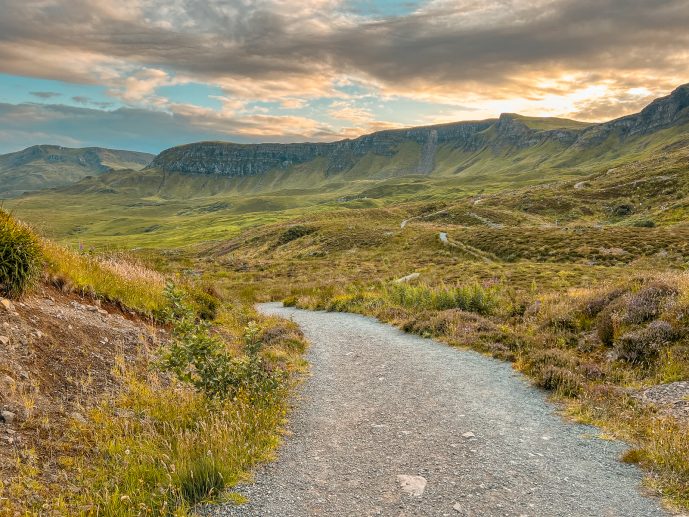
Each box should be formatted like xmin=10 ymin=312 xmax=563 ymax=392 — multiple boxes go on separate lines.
xmin=160 ymin=283 xmax=281 ymax=399
xmin=596 ymin=308 xmax=616 ymax=346
xmin=0 ymin=210 xmax=42 ymax=298
xmin=536 ymin=365 xmax=584 ymax=397
xmin=615 ymin=320 xmax=675 ymax=365
xmin=580 ymin=288 xmax=625 ymax=317
xmin=623 ymin=283 xmax=676 ymax=324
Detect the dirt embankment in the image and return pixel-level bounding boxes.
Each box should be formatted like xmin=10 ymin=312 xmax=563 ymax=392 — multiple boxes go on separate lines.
xmin=0 ymin=285 xmax=162 ymax=502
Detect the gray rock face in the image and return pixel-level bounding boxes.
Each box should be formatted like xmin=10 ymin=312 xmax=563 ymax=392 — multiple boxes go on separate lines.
xmin=149 ymin=84 xmax=689 ymax=179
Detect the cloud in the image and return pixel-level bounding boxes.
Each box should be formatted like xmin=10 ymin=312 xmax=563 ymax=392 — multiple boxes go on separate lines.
xmin=1 ymin=0 xmax=687 ymax=107
xmin=29 ymin=91 xmax=61 ymax=99
xmin=0 ymin=0 xmax=688 ymax=151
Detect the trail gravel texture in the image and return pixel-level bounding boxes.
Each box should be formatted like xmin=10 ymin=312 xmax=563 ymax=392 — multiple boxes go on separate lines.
xmin=213 ymin=303 xmax=670 ymax=517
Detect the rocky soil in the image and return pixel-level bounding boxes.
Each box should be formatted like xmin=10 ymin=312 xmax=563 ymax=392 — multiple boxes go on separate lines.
xmin=0 ymin=286 xmax=160 ymax=498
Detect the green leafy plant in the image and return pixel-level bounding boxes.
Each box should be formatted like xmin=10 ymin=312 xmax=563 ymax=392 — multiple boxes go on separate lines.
xmin=0 ymin=209 xmax=42 ymax=298
xmin=160 ymin=283 xmax=281 ymax=399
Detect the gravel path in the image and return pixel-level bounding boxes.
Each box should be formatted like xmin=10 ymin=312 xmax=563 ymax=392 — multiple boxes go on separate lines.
xmin=213 ymin=304 xmax=670 ymax=517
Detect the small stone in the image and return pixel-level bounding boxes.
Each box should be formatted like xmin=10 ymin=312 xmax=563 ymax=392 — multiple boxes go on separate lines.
xmin=462 ymin=432 xmax=476 ymax=439
xmin=86 ymin=305 xmax=99 ymax=312
xmin=0 ymin=298 xmax=15 ymax=312
xmin=1 ymin=410 xmax=16 ymax=424
xmin=0 ymin=335 xmax=9 ymax=346
xmin=1 ymin=375 xmax=15 ymax=390
xmin=98 ymin=308 xmax=108 ymax=315
xmin=71 ymin=412 xmax=87 ymax=424
xmin=395 ymin=272 xmax=421 ymax=284
xmin=397 ymin=474 xmax=427 ymax=497
xmin=453 ymin=503 xmax=462 ymax=512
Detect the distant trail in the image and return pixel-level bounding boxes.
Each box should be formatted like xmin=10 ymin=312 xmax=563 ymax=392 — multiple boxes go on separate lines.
xmin=213 ymin=305 xmax=669 ymax=517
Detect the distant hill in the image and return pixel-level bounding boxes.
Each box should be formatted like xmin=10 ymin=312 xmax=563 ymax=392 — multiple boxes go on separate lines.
xmin=0 ymin=145 xmax=154 ymax=198
xmin=148 ymin=84 xmax=689 ymax=183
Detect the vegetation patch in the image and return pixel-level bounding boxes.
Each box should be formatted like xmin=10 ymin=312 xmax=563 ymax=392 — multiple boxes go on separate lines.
xmin=0 ymin=209 xmax=43 ymax=298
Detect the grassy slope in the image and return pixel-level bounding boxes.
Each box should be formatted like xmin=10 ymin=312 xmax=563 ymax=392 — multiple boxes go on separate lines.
xmin=0 ymin=146 xmax=154 ymax=198
xmin=0 ymin=212 xmax=307 ymax=515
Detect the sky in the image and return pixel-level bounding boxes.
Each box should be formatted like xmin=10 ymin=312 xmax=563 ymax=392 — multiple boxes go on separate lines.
xmin=0 ymin=0 xmax=688 ymax=154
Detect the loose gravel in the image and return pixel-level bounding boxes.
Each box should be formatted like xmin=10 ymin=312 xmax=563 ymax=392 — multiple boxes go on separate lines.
xmin=210 ymin=303 xmax=670 ymax=517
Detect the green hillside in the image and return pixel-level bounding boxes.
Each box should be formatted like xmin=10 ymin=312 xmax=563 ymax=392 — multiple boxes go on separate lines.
xmin=0 ymin=145 xmax=154 ymax=198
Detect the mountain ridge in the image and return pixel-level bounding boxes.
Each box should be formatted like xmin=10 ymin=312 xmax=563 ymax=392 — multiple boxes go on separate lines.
xmin=148 ymin=83 xmax=689 ymax=179
xmin=0 ymin=145 xmax=154 ymax=198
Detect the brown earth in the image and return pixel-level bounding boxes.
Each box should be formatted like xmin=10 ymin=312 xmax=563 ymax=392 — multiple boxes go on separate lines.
xmin=0 ymin=285 xmax=162 ymax=507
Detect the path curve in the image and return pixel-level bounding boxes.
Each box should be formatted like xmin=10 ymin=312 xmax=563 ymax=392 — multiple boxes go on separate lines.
xmin=214 ymin=304 xmax=669 ymax=517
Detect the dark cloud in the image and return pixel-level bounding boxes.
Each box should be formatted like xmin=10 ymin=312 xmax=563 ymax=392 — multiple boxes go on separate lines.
xmin=72 ymin=96 xmax=114 ymax=108
xmin=29 ymin=91 xmax=61 ymax=99
xmin=1 ymin=0 xmax=687 ymax=94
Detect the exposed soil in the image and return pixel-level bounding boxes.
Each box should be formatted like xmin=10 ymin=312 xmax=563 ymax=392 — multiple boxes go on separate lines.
xmin=0 ymin=285 xmax=161 ymax=504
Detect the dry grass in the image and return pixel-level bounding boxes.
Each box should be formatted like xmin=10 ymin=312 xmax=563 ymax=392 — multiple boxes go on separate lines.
xmin=42 ymin=242 xmax=168 ymax=317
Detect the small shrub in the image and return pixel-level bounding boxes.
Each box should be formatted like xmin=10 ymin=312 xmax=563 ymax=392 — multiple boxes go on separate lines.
xmin=580 ymin=288 xmax=626 ymax=317
xmin=277 ymin=225 xmax=314 ymax=245
xmin=615 ymin=320 xmax=675 ymax=365
xmin=623 ymin=283 xmax=677 ymax=324
xmin=633 ymin=219 xmax=656 ymax=228
xmin=596 ymin=308 xmax=616 ymax=346
xmin=160 ymin=283 xmax=281 ymax=399
xmin=536 ymin=365 xmax=584 ymax=397
xmin=0 ymin=210 xmax=42 ymax=298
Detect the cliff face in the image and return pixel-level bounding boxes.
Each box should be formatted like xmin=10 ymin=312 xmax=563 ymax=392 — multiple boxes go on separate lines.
xmin=148 ymin=84 xmax=689 ymax=178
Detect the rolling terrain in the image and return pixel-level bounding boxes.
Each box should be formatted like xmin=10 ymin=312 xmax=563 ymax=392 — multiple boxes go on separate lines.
xmin=3 ymin=83 xmax=689 ymax=511
xmin=0 ymin=145 xmax=154 ymax=198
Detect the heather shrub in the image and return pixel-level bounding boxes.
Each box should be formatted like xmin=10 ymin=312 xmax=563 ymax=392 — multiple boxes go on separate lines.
xmin=536 ymin=365 xmax=584 ymax=397
xmin=615 ymin=320 xmax=676 ymax=365
xmin=623 ymin=283 xmax=677 ymax=324
xmin=596 ymin=308 xmax=616 ymax=346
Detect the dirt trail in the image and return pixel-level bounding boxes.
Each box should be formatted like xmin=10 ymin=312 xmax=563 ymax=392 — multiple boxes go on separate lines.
xmin=214 ymin=304 xmax=670 ymax=517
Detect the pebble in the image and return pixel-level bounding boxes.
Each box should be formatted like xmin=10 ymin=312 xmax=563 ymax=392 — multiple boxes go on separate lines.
xmin=1 ymin=410 xmax=16 ymax=424
xmin=396 ymin=475 xmax=427 ymax=497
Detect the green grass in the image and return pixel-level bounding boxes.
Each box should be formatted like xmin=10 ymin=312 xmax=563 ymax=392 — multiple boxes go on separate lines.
xmin=0 ymin=209 xmax=43 ymax=298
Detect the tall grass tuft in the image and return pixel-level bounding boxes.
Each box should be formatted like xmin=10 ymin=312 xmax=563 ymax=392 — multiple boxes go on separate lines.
xmin=0 ymin=210 xmax=43 ymax=298
xmin=43 ymin=242 xmax=167 ymax=316
xmin=385 ymin=282 xmax=500 ymax=315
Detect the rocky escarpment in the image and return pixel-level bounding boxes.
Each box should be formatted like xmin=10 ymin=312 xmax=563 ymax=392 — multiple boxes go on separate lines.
xmin=148 ymin=120 xmax=497 ymax=178
xmin=149 ymin=83 xmax=689 ymax=179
